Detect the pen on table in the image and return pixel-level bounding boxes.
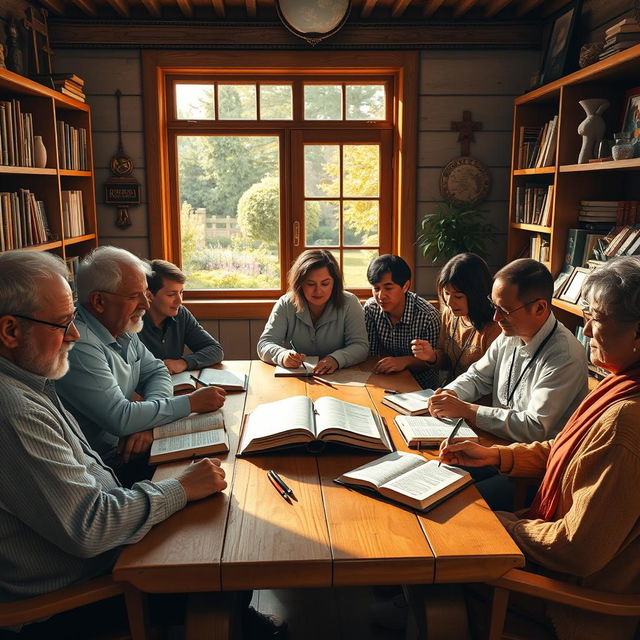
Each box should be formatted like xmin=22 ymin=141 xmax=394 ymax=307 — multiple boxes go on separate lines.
xmin=312 ymin=375 xmax=335 ymax=389
xmin=438 ymin=417 xmax=465 ymax=468
xmin=267 ymin=471 xmax=292 ymax=503
xmin=269 ymin=469 xmax=295 ymax=499
xmin=384 ymin=389 xmax=398 ymax=394
xmin=190 ymin=374 xmax=209 ymax=387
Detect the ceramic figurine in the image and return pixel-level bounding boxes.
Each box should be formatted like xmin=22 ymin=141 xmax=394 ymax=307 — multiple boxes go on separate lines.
xmin=577 ymin=98 xmax=609 ymax=164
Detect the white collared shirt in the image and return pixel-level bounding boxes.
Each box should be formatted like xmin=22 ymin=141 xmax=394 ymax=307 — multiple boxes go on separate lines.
xmin=445 ymin=313 xmax=589 ymax=442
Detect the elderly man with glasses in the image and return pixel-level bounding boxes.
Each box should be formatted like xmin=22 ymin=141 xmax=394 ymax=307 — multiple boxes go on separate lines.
xmin=427 ymin=258 xmax=589 ymax=509
xmin=56 ymin=246 xmax=226 ymax=485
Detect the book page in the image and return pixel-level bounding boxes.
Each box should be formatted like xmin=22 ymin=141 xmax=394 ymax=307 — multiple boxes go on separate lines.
xmin=274 ymin=356 xmax=319 ymax=376
xmin=381 ymin=460 xmax=468 ymax=500
xmin=396 ymin=416 xmax=475 ymax=441
xmin=199 ymin=368 xmax=246 ymax=389
xmin=153 ymin=411 xmax=224 ymax=439
xmin=339 ymin=451 xmax=426 ymax=489
xmin=150 ymin=429 xmax=227 ymax=457
xmin=314 ymin=396 xmax=379 ymax=438
xmin=385 ymin=389 xmax=434 ymax=413
xmin=171 ymin=371 xmax=195 ymax=389
xmin=314 ymin=370 xmax=371 ymax=387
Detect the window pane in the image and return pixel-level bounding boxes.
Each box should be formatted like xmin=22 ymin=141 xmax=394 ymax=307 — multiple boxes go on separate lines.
xmin=343 ymin=200 xmax=379 ymax=246
xmin=175 ymin=84 xmax=215 ymax=120
xmin=305 ymin=201 xmax=339 ymax=247
xmin=346 ymin=85 xmax=386 ymax=120
xmin=260 ymin=85 xmax=293 ymax=120
xmin=218 ymin=85 xmax=257 ymax=120
xmin=343 ymin=249 xmax=378 ymax=288
xmin=304 ymin=85 xmax=342 ymax=120
xmin=177 ymin=135 xmax=281 ymax=290
xmin=343 ymin=145 xmax=379 ymax=197
xmin=304 ymin=145 xmax=340 ymax=198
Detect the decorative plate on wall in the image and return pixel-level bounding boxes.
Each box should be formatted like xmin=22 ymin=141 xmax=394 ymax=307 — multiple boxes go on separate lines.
xmin=439 ymin=156 xmax=491 ymax=207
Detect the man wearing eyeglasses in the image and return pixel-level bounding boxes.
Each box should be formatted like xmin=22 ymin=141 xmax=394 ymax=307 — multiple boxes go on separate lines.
xmin=428 ymin=259 xmax=588 ymax=506
xmin=56 ymin=246 xmax=226 ymax=484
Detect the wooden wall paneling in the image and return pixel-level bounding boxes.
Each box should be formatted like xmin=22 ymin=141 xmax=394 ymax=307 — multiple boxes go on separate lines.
xmin=249 ymin=318 xmax=267 ymax=358
xmin=91 ymin=131 xmax=145 ymax=171
xmin=97 ymin=203 xmax=149 ymax=238
xmin=417 ymin=167 xmax=511 ymax=202
xmin=420 ymin=95 xmax=517 ymax=132
xmin=418 ymin=131 xmax=513 ymax=168
xmin=199 ymin=319 xmax=220 ymax=341
xmin=90 ymin=94 xmax=144 ymax=132
xmin=218 ymin=319 xmax=252 ymax=360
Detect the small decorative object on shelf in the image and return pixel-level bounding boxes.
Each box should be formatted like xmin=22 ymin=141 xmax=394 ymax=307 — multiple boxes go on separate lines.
xmin=620 ymin=86 xmax=640 ymax=157
xmin=577 ymin=98 xmax=609 ymax=164
xmin=578 ymin=42 xmax=604 ymax=68
xmin=538 ymin=0 xmax=581 ymax=85
xmin=612 ymin=132 xmax=634 ymax=160
xmin=33 ymin=135 xmax=46 ymax=168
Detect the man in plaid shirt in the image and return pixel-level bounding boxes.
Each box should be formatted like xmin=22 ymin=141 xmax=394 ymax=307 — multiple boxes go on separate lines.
xmin=364 ymin=255 xmax=440 ymax=389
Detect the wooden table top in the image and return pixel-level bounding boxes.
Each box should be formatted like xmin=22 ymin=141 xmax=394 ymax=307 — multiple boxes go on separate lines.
xmin=114 ymin=359 xmax=524 ymax=593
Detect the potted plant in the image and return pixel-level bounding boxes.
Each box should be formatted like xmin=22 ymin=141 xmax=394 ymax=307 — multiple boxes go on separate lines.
xmin=416 ymin=201 xmax=495 ymax=263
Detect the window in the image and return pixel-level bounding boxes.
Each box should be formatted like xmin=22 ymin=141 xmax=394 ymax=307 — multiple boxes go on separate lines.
xmin=144 ymin=51 xmax=417 ymax=315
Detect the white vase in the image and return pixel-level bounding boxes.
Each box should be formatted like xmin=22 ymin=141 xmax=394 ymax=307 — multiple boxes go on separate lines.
xmin=34 ymin=135 xmax=47 ymax=168
xmin=577 ymin=98 xmax=609 ymax=164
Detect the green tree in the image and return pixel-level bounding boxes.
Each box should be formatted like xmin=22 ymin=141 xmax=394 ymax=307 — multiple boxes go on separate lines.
xmin=180 ymin=201 xmax=205 ymax=268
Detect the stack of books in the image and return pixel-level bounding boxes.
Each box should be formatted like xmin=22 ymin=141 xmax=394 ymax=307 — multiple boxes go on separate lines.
xmin=599 ymin=18 xmax=640 ymax=60
xmin=0 ymin=99 xmax=36 ymax=167
xmin=516 ymin=116 xmax=558 ymax=169
xmin=50 ymin=74 xmax=86 ymax=102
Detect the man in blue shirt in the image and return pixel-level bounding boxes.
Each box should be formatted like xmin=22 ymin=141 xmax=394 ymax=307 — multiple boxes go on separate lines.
xmin=57 ymin=246 xmax=226 ymax=483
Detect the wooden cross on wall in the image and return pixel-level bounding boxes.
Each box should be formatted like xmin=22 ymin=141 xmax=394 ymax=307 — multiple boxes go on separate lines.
xmin=23 ymin=7 xmax=53 ymax=76
xmin=451 ymin=110 xmax=482 ymax=156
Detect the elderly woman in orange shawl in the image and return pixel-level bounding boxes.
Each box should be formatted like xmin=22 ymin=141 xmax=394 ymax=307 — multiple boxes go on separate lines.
xmin=441 ymin=255 xmax=640 ymax=640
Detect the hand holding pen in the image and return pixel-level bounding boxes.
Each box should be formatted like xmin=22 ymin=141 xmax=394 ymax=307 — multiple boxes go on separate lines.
xmin=438 ymin=417 xmax=465 ymax=467
xmin=282 ymin=340 xmax=306 ymax=369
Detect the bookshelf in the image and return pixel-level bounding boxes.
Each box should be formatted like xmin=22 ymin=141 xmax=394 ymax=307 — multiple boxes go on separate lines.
xmin=0 ymin=67 xmax=97 ymax=268
xmin=507 ymin=44 xmax=640 ymax=331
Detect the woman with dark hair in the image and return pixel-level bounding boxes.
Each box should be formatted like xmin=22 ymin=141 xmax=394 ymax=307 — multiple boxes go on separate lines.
xmin=257 ymin=249 xmax=368 ymax=375
xmin=411 ymin=253 xmax=500 ymax=383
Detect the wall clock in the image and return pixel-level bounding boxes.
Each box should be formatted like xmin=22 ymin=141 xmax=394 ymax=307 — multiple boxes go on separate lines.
xmin=439 ymin=156 xmax=491 ymax=207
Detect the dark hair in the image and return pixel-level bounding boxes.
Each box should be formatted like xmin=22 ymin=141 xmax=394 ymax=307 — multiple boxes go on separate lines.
xmin=366 ymin=254 xmax=412 ymax=287
xmin=494 ymin=258 xmax=554 ymax=304
xmin=288 ymin=250 xmax=344 ymax=313
xmin=437 ymin=253 xmax=494 ymax=331
xmin=147 ymin=259 xmax=186 ymax=294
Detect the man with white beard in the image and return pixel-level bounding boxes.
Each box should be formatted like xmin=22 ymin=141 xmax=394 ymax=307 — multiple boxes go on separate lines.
xmin=0 ymin=250 xmax=227 ymax=607
xmin=57 ymin=246 xmax=226 ymax=484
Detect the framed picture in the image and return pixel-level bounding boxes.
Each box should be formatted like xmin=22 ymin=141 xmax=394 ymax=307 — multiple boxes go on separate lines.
xmin=553 ymin=267 xmax=573 ymax=298
xmin=539 ymin=1 xmax=581 ymax=85
xmin=559 ymin=266 xmax=590 ymax=304
xmin=620 ymin=86 xmax=640 ymax=142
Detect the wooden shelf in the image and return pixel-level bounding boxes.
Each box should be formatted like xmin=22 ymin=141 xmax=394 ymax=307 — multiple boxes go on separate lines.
xmin=513 ymin=167 xmax=555 ymax=175
xmin=23 ymin=240 xmax=64 ymax=252
xmin=60 ymin=170 xmax=93 ymax=177
xmin=559 ymin=158 xmax=640 ymax=173
xmin=552 ymin=298 xmax=582 ymax=317
xmin=64 ymin=233 xmax=96 ymax=246
xmin=511 ymin=223 xmax=551 ymax=233
xmin=0 ymin=166 xmax=57 ymax=176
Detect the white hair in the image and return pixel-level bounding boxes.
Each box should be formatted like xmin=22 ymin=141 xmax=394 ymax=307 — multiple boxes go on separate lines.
xmin=76 ymin=246 xmax=151 ymax=305
xmin=582 ymin=255 xmax=640 ymax=323
xmin=0 ymin=250 xmax=69 ymax=316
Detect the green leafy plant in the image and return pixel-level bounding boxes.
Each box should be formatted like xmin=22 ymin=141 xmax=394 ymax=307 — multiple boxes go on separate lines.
xmin=416 ymin=201 xmax=495 ymax=263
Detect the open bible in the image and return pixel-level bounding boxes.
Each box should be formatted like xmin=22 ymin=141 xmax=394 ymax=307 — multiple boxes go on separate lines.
xmin=394 ymin=415 xmax=477 ymax=449
xmin=335 ymin=451 xmax=472 ymax=512
xmin=149 ymin=411 xmax=229 ymax=464
xmin=381 ymin=389 xmax=434 ymax=415
xmin=274 ymin=356 xmax=319 ymax=377
xmin=238 ymin=395 xmax=392 ymax=455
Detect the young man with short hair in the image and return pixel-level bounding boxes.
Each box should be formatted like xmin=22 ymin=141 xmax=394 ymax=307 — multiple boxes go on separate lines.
xmin=364 ymin=254 xmax=441 ymax=389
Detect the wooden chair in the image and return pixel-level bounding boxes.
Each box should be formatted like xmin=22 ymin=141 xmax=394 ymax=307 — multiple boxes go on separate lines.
xmin=0 ymin=575 xmax=150 ymax=640
xmin=487 ymin=568 xmax=640 ymax=640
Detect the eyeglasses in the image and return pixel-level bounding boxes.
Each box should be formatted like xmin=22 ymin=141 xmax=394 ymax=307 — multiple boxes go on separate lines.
xmin=13 ymin=312 xmax=77 ymax=337
xmin=487 ymin=296 xmax=543 ymax=317
xmin=580 ymin=306 xmax=609 ymax=323
xmin=96 ymin=290 xmax=149 ymax=303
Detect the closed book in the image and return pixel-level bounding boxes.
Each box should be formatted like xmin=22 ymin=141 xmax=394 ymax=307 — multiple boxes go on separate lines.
xmin=394 ymin=415 xmax=477 ymax=449
xmin=564 ymin=229 xmax=588 ymax=267
xmin=334 ymin=451 xmax=472 ymax=513
xmin=381 ymin=388 xmax=434 ymax=415
xmin=194 ymin=367 xmax=248 ymax=391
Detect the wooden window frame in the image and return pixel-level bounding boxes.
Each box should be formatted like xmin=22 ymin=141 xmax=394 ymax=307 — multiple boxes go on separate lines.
xmin=142 ymin=50 xmax=418 ymax=319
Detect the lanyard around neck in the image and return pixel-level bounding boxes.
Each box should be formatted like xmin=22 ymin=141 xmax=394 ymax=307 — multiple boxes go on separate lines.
xmin=505 ymin=320 xmax=558 ymax=406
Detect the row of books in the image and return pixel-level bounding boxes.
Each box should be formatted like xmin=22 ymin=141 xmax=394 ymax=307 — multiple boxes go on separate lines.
xmin=599 ymin=18 xmax=640 ymax=60
xmin=578 ymin=200 xmax=639 ymax=226
xmin=62 ymin=190 xmax=86 ymax=238
xmin=516 ymin=116 xmax=558 ymax=169
xmin=56 ymin=121 xmax=89 ymax=171
xmin=0 ymin=100 xmax=37 ymax=167
xmin=514 ymin=184 xmax=553 ymax=226
xmin=529 ymin=233 xmax=550 ymax=263
xmin=0 ymin=189 xmax=51 ymax=251
xmin=602 ymin=225 xmax=640 ymax=259
xmin=564 ymin=225 xmax=640 ymax=272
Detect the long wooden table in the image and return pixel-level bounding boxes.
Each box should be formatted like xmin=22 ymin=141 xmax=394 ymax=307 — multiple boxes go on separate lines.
xmin=114 ymin=360 xmax=524 ymax=637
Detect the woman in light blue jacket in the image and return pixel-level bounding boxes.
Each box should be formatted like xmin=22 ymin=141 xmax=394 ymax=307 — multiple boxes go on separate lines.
xmin=257 ymin=250 xmax=369 ymax=375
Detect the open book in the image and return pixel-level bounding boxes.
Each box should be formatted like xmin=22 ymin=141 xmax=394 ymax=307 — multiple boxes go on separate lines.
xmin=394 ymin=415 xmax=477 ymax=449
xmin=239 ymin=395 xmax=392 ymax=455
xmin=274 ymin=356 xmax=319 ymax=377
xmin=149 ymin=411 xmax=229 ymax=464
xmin=381 ymin=389 xmax=434 ymax=415
xmin=171 ymin=368 xmax=248 ymax=392
xmin=335 ymin=451 xmax=472 ymax=512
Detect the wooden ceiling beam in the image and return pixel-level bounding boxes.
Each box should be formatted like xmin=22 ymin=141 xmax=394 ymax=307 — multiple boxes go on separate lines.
xmin=391 ymin=0 xmax=413 ymax=17
xmin=104 ymin=0 xmax=130 ymax=17
xmin=453 ymin=0 xmax=479 ymax=18
xmin=361 ymin=0 xmax=378 ymax=19
xmin=423 ymin=0 xmax=447 ymax=18
xmin=38 ymin=0 xmax=65 ymax=15
xmin=246 ymin=0 xmax=257 ymax=18
xmin=484 ymin=0 xmax=514 ymax=18
xmin=211 ymin=0 xmax=225 ymax=17
xmin=140 ymin=0 xmax=162 ymax=17
xmin=516 ymin=0 xmax=544 ymax=17
xmin=71 ymin=0 xmax=98 ymax=16
xmin=176 ymin=0 xmax=194 ymax=17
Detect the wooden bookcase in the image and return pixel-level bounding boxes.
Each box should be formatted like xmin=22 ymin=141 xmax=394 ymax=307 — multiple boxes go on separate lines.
xmin=507 ymin=44 xmax=640 ymax=331
xmin=0 ymin=66 xmax=97 ymax=265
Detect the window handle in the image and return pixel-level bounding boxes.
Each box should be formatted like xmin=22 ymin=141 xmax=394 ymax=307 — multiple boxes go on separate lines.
xmin=293 ymin=221 xmax=300 ymax=247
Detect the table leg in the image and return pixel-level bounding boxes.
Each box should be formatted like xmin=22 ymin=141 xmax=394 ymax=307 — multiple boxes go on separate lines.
xmin=404 ymin=584 xmax=470 ymax=640
xmin=185 ymin=592 xmax=238 ymax=640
